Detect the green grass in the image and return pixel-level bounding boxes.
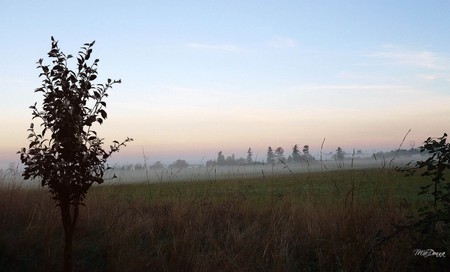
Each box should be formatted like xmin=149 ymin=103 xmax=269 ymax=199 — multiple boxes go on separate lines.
xmin=0 ymin=167 xmax=443 ymax=271
xmin=92 ymin=168 xmax=431 ymax=206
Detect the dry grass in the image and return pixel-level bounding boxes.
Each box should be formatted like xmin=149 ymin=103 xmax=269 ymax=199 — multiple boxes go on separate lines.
xmin=0 ymin=168 xmax=440 ymax=271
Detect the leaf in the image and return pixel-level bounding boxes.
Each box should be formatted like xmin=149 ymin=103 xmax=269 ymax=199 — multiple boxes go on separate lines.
xmin=99 ymin=109 xmax=107 ymax=119
xmin=89 ymin=74 xmax=97 ymax=80
xmin=97 ymin=118 xmax=103 ymax=124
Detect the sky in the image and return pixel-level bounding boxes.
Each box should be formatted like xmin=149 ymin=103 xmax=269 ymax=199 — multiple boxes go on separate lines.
xmin=1 ymin=1 xmax=450 ymax=167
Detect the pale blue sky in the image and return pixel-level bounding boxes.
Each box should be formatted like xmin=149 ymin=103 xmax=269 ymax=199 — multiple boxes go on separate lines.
xmin=1 ymin=1 xmax=450 ymax=165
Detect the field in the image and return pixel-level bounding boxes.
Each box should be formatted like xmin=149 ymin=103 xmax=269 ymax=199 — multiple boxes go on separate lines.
xmin=0 ymin=164 xmax=446 ymax=271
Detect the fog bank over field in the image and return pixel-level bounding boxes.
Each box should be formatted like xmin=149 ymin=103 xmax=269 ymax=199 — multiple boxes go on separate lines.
xmin=0 ymin=153 xmax=424 ymax=187
xmin=106 ymin=156 xmax=419 ymax=184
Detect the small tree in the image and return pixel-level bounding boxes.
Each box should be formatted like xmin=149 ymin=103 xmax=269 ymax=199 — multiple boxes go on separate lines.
xmin=275 ymin=147 xmax=285 ymax=162
xmin=334 ymin=147 xmax=345 ymax=161
xmin=169 ymin=159 xmax=189 ymax=169
xmin=247 ymin=147 xmax=253 ymax=164
xmin=217 ymin=151 xmax=225 ymax=165
xmin=225 ymin=154 xmax=236 ymax=165
xmin=267 ymin=146 xmax=274 ymax=164
xmin=149 ymin=161 xmax=165 ymax=169
xmin=399 ymin=133 xmax=450 ymax=251
xmin=292 ymin=144 xmax=301 ymax=162
xmin=18 ymin=37 xmax=132 ymax=272
xmin=303 ymin=145 xmax=311 ymax=159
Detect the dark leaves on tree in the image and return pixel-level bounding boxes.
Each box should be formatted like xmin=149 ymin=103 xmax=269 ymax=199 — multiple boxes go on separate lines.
xmin=18 ymin=37 xmax=133 ymax=272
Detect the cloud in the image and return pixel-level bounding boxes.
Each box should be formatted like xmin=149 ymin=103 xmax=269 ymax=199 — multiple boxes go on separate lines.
xmin=187 ymin=42 xmax=244 ymax=52
xmin=266 ymin=36 xmax=297 ymax=48
xmin=368 ymin=46 xmax=447 ymax=70
xmin=288 ymin=84 xmax=414 ymax=93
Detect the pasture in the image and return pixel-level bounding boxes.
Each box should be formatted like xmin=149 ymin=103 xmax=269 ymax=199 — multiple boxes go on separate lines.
xmin=0 ymin=165 xmax=443 ymax=271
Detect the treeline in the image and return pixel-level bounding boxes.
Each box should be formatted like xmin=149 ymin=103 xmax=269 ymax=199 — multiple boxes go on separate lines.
xmin=206 ymin=145 xmax=316 ymax=167
xmin=114 ymin=146 xmax=422 ymax=171
xmin=373 ymin=148 xmax=421 ymax=158
xmin=117 ymin=159 xmax=189 ymax=171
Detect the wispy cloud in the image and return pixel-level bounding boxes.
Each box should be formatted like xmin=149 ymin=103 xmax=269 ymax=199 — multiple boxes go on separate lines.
xmin=266 ymin=36 xmax=297 ymax=48
xmin=187 ymin=42 xmax=244 ymax=52
xmin=368 ymin=45 xmax=447 ymax=70
xmin=288 ymin=84 xmax=414 ymax=92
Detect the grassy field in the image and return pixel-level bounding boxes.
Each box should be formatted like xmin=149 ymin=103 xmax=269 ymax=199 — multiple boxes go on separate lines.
xmin=0 ymin=167 xmax=446 ymax=271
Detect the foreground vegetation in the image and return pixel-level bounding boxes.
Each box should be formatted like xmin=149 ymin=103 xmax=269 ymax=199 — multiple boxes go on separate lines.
xmin=0 ymin=168 xmax=447 ymax=271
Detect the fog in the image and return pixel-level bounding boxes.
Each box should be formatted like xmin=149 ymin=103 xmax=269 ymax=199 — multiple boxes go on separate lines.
xmin=0 ymin=154 xmax=423 ymax=188
xmin=105 ymin=156 xmax=418 ymax=184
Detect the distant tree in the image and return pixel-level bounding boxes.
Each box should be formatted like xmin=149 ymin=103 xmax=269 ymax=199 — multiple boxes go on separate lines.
xmin=303 ymin=145 xmax=310 ymax=158
xmin=275 ymin=147 xmax=285 ymax=162
xmin=287 ymin=155 xmax=293 ymax=163
xmin=225 ymin=154 xmax=236 ymax=165
xmin=247 ymin=147 xmax=253 ymax=164
xmin=169 ymin=159 xmax=189 ymax=168
xmin=149 ymin=161 xmax=165 ymax=169
xmin=292 ymin=144 xmax=301 ymax=162
xmin=134 ymin=163 xmax=145 ymax=170
xmin=267 ymin=146 xmax=275 ymax=163
xmin=217 ymin=151 xmax=225 ymax=165
xmin=236 ymin=157 xmax=246 ymax=165
xmin=206 ymin=159 xmax=217 ymax=167
xmin=335 ymin=147 xmax=345 ymax=160
xmin=18 ymin=37 xmax=132 ymax=272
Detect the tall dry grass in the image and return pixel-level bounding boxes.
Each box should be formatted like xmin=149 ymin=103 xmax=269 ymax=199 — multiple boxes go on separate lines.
xmin=0 ymin=168 xmax=433 ymax=271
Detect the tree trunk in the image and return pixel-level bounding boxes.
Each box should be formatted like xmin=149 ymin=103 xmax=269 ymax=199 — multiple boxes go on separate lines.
xmin=60 ymin=200 xmax=79 ymax=272
xmin=63 ymin=228 xmax=73 ymax=272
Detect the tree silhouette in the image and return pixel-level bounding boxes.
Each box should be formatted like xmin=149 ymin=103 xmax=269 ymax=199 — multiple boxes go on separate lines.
xmin=275 ymin=147 xmax=285 ymax=162
xmin=302 ymin=144 xmax=315 ymax=160
xmin=18 ymin=37 xmax=132 ymax=272
xmin=335 ymin=147 xmax=344 ymax=160
xmin=292 ymin=144 xmax=301 ymax=162
xmin=396 ymin=133 xmax=450 ymax=256
xmin=217 ymin=151 xmax=225 ymax=165
xmin=267 ymin=146 xmax=274 ymax=163
xmin=247 ymin=147 xmax=253 ymax=163
xmin=169 ymin=159 xmax=189 ymax=168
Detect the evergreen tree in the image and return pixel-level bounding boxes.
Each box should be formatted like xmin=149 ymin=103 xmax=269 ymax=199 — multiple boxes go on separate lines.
xmin=217 ymin=151 xmax=225 ymax=165
xmin=303 ymin=145 xmax=313 ymax=160
xmin=247 ymin=147 xmax=253 ymax=163
xmin=275 ymin=147 xmax=285 ymax=162
xmin=267 ymin=146 xmax=274 ymax=163
xmin=292 ymin=144 xmax=301 ymax=162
